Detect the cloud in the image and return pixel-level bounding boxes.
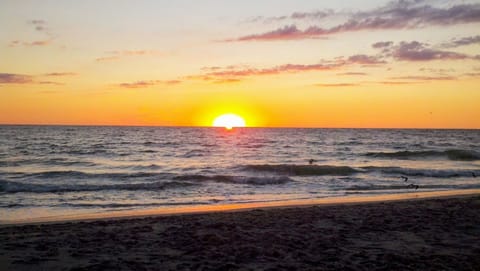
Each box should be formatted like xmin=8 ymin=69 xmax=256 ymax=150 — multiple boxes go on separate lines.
xmin=315 ymin=83 xmax=359 ymax=87
xmin=0 ymin=73 xmax=64 ymax=85
xmin=246 ymin=10 xmax=335 ymax=24
xmin=189 ymin=54 xmax=384 ymax=82
xmin=227 ymin=1 xmax=480 ymax=41
xmin=9 ymin=40 xmax=51 ymax=47
xmin=347 ymin=54 xmax=385 ymax=65
xmin=8 ymin=20 xmax=54 ymax=47
xmin=0 ymin=73 xmax=34 ymax=84
xmin=95 ymin=56 xmax=121 ymax=62
xmin=372 ymin=41 xmax=394 ymax=49
xmin=118 ymin=80 xmax=160 ymax=88
xmin=38 ymin=81 xmax=65 ymax=85
xmin=43 ymin=72 xmax=77 ymax=77
xmin=372 ymin=40 xmax=477 ymax=61
xmin=225 ymin=25 xmax=328 ymax=42
xmin=377 ymin=81 xmax=419 ymax=85
xmin=28 ymin=20 xmax=48 ymax=33
xmin=96 ymin=50 xmax=159 ymax=62
xmin=441 ymin=35 xmax=480 ymax=48
xmin=390 ymin=75 xmax=457 ymax=81
xmin=391 ymin=41 xmax=471 ymax=61
xmin=116 ymin=79 xmax=182 ymax=88
xmin=337 ymin=72 xmax=368 ymax=76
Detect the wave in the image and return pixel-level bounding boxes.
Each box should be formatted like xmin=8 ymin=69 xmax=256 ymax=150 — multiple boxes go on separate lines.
xmin=19 ymin=171 xmax=171 ymax=180
xmin=345 ymin=183 xmax=480 ymax=192
xmin=361 ymin=166 xmax=479 ymax=178
xmin=0 ymin=180 xmax=196 ymax=194
xmin=365 ymin=149 xmax=480 ymax=161
xmin=243 ymin=164 xmax=359 ymax=176
xmin=174 ymin=174 xmax=293 ymax=185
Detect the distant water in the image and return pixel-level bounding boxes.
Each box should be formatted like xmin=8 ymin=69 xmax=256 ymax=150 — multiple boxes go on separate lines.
xmin=1 ymin=126 xmax=479 ymax=222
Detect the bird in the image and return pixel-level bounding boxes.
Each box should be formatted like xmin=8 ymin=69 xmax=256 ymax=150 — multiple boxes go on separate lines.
xmin=407 ymin=183 xmax=419 ymax=190
xmin=401 ymin=176 xmax=408 ymax=182
xmin=308 ymin=159 xmax=315 ymax=165
xmin=472 ymin=172 xmax=477 ymax=178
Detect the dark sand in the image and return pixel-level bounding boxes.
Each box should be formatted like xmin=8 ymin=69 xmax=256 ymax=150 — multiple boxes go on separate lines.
xmin=1 ymin=195 xmax=480 ymax=271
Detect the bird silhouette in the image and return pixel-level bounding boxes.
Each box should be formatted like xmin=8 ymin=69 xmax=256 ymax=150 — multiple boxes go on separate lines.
xmin=308 ymin=159 xmax=315 ymax=165
xmin=407 ymin=183 xmax=419 ymax=190
xmin=401 ymin=176 xmax=408 ymax=182
xmin=472 ymin=172 xmax=477 ymax=178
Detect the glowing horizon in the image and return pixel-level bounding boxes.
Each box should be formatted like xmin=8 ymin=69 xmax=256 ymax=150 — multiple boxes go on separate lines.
xmin=1 ymin=0 xmax=479 ymax=129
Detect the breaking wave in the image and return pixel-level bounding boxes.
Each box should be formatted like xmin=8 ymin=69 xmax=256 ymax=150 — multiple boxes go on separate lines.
xmin=361 ymin=166 xmax=479 ymax=178
xmin=174 ymin=174 xmax=293 ymax=185
xmin=0 ymin=180 xmax=196 ymax=194
xmin=365 ymin=149 xmax=480 ymax=161
xmin=243 ymin=164 xmax=359 ymax=176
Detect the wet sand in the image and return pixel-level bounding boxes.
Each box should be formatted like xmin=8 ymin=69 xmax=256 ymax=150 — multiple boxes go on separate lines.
xmin=1 ymin=194 xmax=480 ymax=270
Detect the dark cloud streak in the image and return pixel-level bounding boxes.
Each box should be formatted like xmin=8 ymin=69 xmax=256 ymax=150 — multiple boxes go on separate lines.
xmin=228 ymin=1 xmax=480 ymax=41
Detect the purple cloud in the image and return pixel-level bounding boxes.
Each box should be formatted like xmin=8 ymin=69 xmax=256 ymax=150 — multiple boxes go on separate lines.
xmin=441 ymin=35 xmax=480 ymax=48
xmin=391 ymin=41 xmax=470 ymax=61
xmin=372 ymin=41 xmax=394 ymax=49
xmin=347 ymin=54 xmax=385 ymax=65
xmin=337 ymin=72 xmax=368 ymax=76
xmin=0 ymin=73 xmax=33 ymax=84
xmin=227 ymin=1 xmax=480 ymax=41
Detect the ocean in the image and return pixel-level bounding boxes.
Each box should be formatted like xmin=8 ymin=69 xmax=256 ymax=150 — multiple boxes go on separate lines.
xmin=1 ymin=126 xmax=479 ymax=223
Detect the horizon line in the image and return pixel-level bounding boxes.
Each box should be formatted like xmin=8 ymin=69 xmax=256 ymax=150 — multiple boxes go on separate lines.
xmin=0 ymin=123 xmax=478 ymax=130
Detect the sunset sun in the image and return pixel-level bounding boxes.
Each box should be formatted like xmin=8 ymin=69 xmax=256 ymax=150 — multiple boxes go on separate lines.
xmin=213 ymin=114 xmax=246 ymax=130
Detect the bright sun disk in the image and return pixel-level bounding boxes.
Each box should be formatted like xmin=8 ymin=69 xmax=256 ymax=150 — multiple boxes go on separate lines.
xmin=213 ymin=114 xmax=246 ymax=130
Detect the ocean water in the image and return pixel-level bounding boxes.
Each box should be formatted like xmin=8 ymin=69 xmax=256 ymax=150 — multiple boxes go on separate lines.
xmin=1 ymin=126 xmax=479 ymax=222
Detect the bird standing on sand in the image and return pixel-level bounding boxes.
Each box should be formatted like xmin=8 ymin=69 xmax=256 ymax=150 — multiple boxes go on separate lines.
xmin=309 ymin=159 xmax=315 ymax=165
xmin=401 ymin=176 xmax=408 ymax=182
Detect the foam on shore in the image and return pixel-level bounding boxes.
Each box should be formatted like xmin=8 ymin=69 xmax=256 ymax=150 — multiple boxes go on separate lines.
xmin=3 ymin=188 xmax=479 ymax=226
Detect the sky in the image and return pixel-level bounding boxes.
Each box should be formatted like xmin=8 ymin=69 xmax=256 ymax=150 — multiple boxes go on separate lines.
xmin=1 ymin=0 xmax=479 ymax=128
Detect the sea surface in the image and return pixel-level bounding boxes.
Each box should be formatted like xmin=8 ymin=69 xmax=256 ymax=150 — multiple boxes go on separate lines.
xmin=1 ymin=126 xmax=479 ymax=222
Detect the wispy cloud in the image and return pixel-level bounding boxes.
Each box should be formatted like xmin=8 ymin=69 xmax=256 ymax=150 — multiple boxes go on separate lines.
xmin=390 ymin=75 xmax=457 ymax=81
xmin=377 ymin=81 xmax=419 ymax=85
xmin=337 ymin=72 xmax=368 ymax=76
xmin=0 ymin=73 xmax=34 ymax=84
xmin=315 ymin=83 xmax=359 ymax=87
xmin=9 ymin=20 xmax=54 ymax=47
xmin=373 ymin=41 xmax=478 ymax=61
xmin=9 ymin=40 xmax=51 ymax=47
xmin=246 ymin=10 xmax=335 ymax=24
xmin=440 ymin=35 xmax=480 ymax=48
xmin=0 ymin=72 xmax=65 ymax=85
xmin=38 ymin=81 xmax=65 ymax=86
xmin=116 ymin=79 xmax=182 ymax=88
xmin=189 ymin=54 xmax=384 ymax=82
xmin=43 ymin=72 xmax=77 ymax=77
xmin=227 ymin=1 xmax=480 ymax=41
xmin=96 ymin=50 xmax=159 ymax=62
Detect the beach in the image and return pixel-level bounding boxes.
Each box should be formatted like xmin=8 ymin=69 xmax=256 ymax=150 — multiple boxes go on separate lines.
xmin=1 ymin=193 xmax=479 ymax=271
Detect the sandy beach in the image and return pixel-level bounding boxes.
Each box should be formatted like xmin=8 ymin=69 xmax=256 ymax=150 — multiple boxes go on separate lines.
xmin=0 ymin=193 xmax=479 ymax=271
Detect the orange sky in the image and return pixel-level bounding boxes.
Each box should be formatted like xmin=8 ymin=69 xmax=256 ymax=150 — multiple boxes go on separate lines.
xmin=1 ymin=0 xmax=479 ymax=128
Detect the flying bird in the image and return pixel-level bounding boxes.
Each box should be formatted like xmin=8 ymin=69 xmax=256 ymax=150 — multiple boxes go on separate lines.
xmin=401 ymin=176 xmax=408 ymax=182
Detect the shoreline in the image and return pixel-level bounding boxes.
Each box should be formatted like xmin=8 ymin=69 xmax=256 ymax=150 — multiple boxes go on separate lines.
xmin=3 ymin=189 xmax=480 ymax=226
xmin=1 ymin=191 xmax=479 ymax=270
